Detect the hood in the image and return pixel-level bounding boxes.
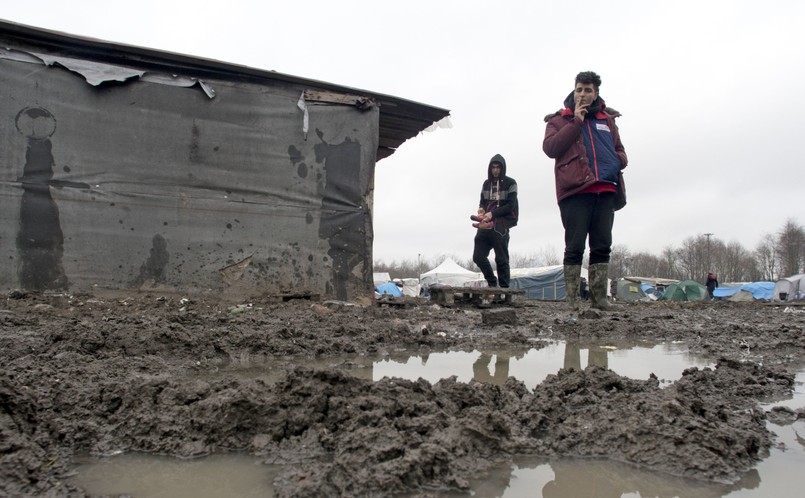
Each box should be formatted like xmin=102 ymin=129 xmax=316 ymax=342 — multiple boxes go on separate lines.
xmin=488 ymin=153 xmax=507 ymax=180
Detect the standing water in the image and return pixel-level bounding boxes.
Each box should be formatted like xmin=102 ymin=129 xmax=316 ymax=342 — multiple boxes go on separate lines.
xmin=69 ymin=341 xmax=805 ymax=498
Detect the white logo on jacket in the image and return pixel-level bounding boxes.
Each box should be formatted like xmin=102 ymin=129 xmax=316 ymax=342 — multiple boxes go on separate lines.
xmin=596 ymin=123 xmax=611 ymax=132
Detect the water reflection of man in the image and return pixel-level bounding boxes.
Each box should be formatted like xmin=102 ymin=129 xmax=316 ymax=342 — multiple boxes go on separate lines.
xmin=472 ymin=352 xmax=510 ymax=385
xmin=564 ymin=342 xmax=609 ymax=370
xmin=542 ymin=458 xmax=760 ymax=497
xmin=542 ymin=459 xmax=622 ymax=498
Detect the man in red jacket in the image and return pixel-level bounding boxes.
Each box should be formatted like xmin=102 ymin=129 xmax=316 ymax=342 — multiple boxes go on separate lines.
xmin=543 ymin=71 xmax=628 ymax=312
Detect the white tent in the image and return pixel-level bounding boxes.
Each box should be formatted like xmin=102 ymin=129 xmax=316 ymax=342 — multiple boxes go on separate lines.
xmin=400 ymin=278 xmax=421 ymax=297
xmin=420 ymin=258 xmax=482 ymax=288
xmin=373 ymin=272 xmax=391 ymax=286
xmin=772 ymin=274 xmax=805 ymax=301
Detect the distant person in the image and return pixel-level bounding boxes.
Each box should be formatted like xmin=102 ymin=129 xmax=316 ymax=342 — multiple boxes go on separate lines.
xmin=580 ymin=276 xmax=589 ymax=300
xmin=471 ymin=154 xmax=518 ymax=288
xmin=706 ymin=272 xmax=718 ymax=298
xmin=543 ymin=71 xmax=628 ymax=311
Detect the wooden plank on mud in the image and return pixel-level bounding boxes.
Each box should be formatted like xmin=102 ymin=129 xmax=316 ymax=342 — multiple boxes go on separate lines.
xmin=428 ymin=286 xmax=524 ymax=307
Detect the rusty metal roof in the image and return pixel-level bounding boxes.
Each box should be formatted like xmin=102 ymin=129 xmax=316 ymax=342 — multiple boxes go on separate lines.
xmin=0 ymin=19 xmax=450 ymax=161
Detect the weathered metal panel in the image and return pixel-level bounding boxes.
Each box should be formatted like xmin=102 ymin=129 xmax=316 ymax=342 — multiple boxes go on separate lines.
xmin=0 ymin=47 xmax=378 ymax=300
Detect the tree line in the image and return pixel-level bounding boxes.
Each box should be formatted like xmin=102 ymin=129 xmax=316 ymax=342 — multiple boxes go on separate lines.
xmin=374 ymin=219 xmax=804 ymax=284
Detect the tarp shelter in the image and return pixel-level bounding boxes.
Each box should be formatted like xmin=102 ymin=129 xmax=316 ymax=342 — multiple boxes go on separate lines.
xmin=713 ymin=282 xmax=775 ymax=301
xmin=375 ymin=282 xmax=403 ymax=298
xmin=419 ymin=259 xmax=481 ymax=288
xmin=727 ymin=290 xmax=756 ymax=302
xmin=640 ymin=283 xmax=662 ymax=300
xmin=627 ymin=276 xmax=677 ymax=291
xmin=0 ymin=20 xmax=450 ymax=301
xmin=400 ymin=278 xmax=420 ymax=297
xmin=508 ymin=265 xmax=577 ymax=300
xmin=659 ymin=280 xmax=709 ymax=301
xmin=772 ymin=274 xmax=805 ymax=301
xmin=616 ymin=278 xmax=649 ymax=302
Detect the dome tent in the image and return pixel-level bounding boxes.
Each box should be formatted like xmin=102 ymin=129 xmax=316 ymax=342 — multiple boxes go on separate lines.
xmin=659 ymin=280 xmax=709 ymax=301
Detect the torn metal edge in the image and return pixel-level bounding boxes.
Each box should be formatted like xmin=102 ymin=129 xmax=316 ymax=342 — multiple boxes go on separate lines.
xmin=0 ymin=47 xmax=216 ymax=98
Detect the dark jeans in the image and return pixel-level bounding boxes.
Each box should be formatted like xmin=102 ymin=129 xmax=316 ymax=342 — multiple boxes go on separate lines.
xmin=473 ymin=228 xmax=510 ymax=287
xmin=559 ymin=192 xmax=615 ymax=266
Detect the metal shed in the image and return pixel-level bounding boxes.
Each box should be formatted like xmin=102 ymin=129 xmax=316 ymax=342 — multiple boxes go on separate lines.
xmin=0 ymin=20 xmax=450 ymax=300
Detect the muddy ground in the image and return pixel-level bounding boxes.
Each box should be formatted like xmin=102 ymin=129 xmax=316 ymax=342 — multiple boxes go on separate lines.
xmin=1 ymin=291 xmax=804 ymax=497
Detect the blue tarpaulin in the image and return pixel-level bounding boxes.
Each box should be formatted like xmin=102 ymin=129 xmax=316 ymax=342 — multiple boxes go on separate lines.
xmin=508 ymin=265 xmax=565 ymax=300
xmin=712 ymin=282 xmax=775 ymax=300
xmin=375 ymin=282 xmax=403 ymax=297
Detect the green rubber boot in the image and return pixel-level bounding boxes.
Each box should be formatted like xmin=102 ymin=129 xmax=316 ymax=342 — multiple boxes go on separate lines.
xmin=589 ymin=263 xmax=612 ymax=311
xmin=564 ymin=264 xmax=581 ymax=312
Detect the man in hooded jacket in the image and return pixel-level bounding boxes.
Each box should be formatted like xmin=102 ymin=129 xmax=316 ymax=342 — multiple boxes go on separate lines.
xmin=472 ymin=154 xmax=518 ymax=288
xmin=543 ymin=71 xmax=628 ymax=311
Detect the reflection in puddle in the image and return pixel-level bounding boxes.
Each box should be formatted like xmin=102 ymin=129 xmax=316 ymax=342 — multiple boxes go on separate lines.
xmin=70 ymin=346 xmax=805 ymax=498
xmin=491 ymin=420 xmax=805 ymax=498
xmin=374 ymin=341 xmax=714 ymax=389
xmin=447 ymin=456 xmax=760 ymax=498
xmin=453 ymin=372 xmax=805 ymax=498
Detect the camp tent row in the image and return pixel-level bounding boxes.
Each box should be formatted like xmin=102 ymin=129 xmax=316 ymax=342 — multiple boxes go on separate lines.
xmin=374 ymin=276 xmax=420 ymax=298
xmin=621 ymin=277 xmax=791 ymax=302
xmin=417 ymin=259 xmax=803 ymax=303
xmin=418 ymin=259 xmax=592 ymax=301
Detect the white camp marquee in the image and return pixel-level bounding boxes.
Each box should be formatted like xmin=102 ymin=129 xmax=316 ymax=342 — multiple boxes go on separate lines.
xmin=419 ymin=258 xmax=481 ymax=288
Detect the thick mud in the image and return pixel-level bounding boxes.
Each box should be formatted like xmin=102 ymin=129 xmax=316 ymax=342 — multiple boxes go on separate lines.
xmin=1 ymin=292 xmax=804 ymax=497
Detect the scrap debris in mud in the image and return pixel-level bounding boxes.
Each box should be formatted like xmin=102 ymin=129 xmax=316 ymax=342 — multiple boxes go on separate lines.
xmin=0 ymin=292 xmax=803 ymax=497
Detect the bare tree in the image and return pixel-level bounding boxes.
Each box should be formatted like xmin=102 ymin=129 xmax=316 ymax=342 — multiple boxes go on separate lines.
xmin=509 ymin=246 xmax=561 ymax=268
xmin=537 ymin=245 xmax=562 ymax=266
xmin=777 ymin=219 xmax=805 ymax=276
xmin=754 ymin=234 xmax=779 ymax=281
xmin=373 ymin=257 xmax=419 ymax=279
xmin=630 ymin=251 xmax=663 ymax=278
xmin=676 ymin=234 xmax=713 ymax=281
xmin=657 ymin=246 xmax=681 ymax=280
xmin=608 ymin=245 xmax=631 ymax=280
xmin=718 ymin=241 xmax=754 ymax=282
xmin=509 ymin=253 xmax=532 ymax=268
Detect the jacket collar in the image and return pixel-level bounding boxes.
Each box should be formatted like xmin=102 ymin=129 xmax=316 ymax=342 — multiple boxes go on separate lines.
xmin=561 ymin=107 xmax=608 ymax=120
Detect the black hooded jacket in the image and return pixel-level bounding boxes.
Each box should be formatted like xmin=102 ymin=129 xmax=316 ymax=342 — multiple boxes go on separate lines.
xmin=479 ymin=153 xmax=518 ymax=230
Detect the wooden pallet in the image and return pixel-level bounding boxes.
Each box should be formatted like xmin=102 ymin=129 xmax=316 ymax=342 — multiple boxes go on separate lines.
xmin=428 ymin=286 xmax=525 ymax=306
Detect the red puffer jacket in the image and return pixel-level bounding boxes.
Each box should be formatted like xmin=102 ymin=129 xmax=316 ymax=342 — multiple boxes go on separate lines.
xmin=543 ymin=110 xmax=628 ymax=203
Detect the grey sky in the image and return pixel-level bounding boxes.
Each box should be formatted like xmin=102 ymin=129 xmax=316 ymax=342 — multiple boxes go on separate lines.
xmin=4 ymin=0 xmax=803 ymax=266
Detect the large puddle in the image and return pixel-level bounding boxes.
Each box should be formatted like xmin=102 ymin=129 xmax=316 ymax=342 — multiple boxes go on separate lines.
xmin=69 ymin=341 xmax=805 ymax=497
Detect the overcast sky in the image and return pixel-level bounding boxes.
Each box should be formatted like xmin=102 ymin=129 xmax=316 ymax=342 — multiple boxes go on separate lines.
xmin=4 ymin=0 xmax=803 ymax=267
